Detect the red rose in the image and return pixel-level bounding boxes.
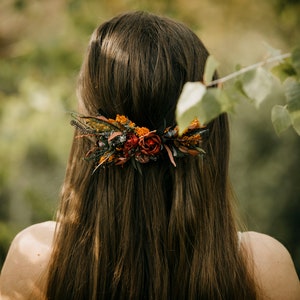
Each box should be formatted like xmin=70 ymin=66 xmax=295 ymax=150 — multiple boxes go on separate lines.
xmin=123 ymin=133 xmax=139 ymax=157
xmin=138 ymin=133 xmax=162 ymax=156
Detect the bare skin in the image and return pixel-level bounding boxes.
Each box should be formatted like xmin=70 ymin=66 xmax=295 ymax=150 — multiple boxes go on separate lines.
xmin=242 ymin=231 xmax=300 ymax=299
xmin=0 ymin=222 xmax=299 ymax=299
xmin=0 ymin=222 xmax=55 ymax=300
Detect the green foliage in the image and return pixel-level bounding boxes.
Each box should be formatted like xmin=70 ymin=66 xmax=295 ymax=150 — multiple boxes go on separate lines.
xmin=291 ymin=47 xmax=300 ymax=76
xmin=271 ymin=105 xmax=292 ymax=135
xmin=270 ymin=48 xmax=300 ymax=135
xmin=176 ymin=82 xmax=207 ymax=133
xmin=176 ymin=48 xmax=300 ymax=136
xmin=284 ymin=78 xmax=300 ymax=134
xmin=239 ymin=67 xmax=275 ymax=108
xmin=203 ymin=55 xmax=219 ymax=84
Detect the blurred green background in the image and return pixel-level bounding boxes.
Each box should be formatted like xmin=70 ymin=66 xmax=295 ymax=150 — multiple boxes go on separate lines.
xmin=1 ymin=0 xmax=299 ymax=274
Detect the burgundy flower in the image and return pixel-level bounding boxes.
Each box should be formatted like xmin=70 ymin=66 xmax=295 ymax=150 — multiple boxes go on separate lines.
xmin=123 ymin=133 xmax=139 ymax=157
xmin=138 ymin=133 xmax=162 ymax=156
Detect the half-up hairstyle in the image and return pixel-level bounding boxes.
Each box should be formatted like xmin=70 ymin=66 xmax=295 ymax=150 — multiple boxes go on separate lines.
xmin=46 ymin=11 xmax=257 ymax=299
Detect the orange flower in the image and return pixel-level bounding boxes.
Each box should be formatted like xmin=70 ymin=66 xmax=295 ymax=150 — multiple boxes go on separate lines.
xmin=135 ymin=127 xmax=150 ymax=137
xmin=114 ymin=114 xmax=135 ymax=127
xmin=115 ymin=114 xmax=128 ymax=124
xmin=181 ymin=118 xmax=205 ymax=135
xmin=188 ymin=118 xmax=201 ymax=130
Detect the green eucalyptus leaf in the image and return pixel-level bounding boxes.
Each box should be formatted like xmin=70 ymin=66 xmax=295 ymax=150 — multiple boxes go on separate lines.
xmin=271 ymin=60 xmax=296 ymax=82
xmin=196 ymin=88 xmax=222 ymax=123
xmin=271 ymin=105 xmax=292 ymax=135
xmin=284 ymin=79 xmax=300 ymax=135
xmin=291 ymin=47 xmax=300 ymax=77
xmin=291 ymin=111 xmax=300 ymax=135
xmin=233 ymin=79 xmax=254 ymax=102
xmin=176 ymin=48 xmax=300 ymax=137
xmin=204 ymin=55 xmax=219 ymax=84
xmin=196 ymin=87 xmax=239 ymax=124
xmin=176 ymin=82 xmax=207 ymax=134
xmin=285 ymin=79 xmax=300 ymax=113
xmin=223 ymin=83 xmax=245 ymax=109
xmin=240 ymin=67 xmax=275 ymax=107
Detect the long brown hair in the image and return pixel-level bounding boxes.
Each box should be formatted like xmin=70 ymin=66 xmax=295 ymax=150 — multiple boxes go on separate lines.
xmin=46 ymin=11 xmax=257 ymax=299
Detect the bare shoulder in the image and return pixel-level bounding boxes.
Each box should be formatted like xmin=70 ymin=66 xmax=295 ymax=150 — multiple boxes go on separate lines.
xmin=242 ymin=231 xmax=300 ymax=300
xmin=0 ymin=221 xmax=56 ymax=300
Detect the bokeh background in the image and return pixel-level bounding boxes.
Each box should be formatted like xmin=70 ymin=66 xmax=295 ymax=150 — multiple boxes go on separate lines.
xmin=1 ymin=0 xmax=300 ymax=274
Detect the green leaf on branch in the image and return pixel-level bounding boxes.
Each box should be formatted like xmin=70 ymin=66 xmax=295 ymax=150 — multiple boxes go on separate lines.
xmin=291 ymin=111 xmax=300 ymax=135
xmin=199 ymin=87 xmax=239 ymax=123
xmin=271 ymin=105 xmax=292 ymax=135
xmin=240 ymin=67 xmax=275 ymax=107
xmin=285 ymin=79 xmax=300 ymax=135
xmin=233 ymin=79 xmax=256 ymax=102
xmin=272 ymin=60 xmax=297 ymax=82
xmin=291 ymin=47 xmax=300 ymax=77
xmin=176 ymin=82 xmax=207 ymax=134
xmin=285 ymin=79 xmax=300 ymax=112
xmin=195 ymin=88 xmax=223 ymax=123
xmin=176 ymin=49 xmax=300 ymax=136
xmin=204 ymin=55 xmax=219 ymax=85
xmin=176 ymin=81 xmax=242 ymax=134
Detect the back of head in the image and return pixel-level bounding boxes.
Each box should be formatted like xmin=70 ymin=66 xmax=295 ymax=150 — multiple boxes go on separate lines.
xmin=78 ymin=11 xmax=208 ymax=128
xmin=46 ymin=11 xmax=257 ymax=300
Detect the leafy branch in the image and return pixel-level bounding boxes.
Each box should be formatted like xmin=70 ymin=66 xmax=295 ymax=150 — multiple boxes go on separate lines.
xmin=176 ymin=47 xmax=300 ymax=136
xmin=207 ymin=53 xmax=291 ymax=87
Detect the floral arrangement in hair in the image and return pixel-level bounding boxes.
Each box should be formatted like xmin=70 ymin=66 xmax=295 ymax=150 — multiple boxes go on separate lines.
xmin=70 ymin=113 xmax=208 ymax=172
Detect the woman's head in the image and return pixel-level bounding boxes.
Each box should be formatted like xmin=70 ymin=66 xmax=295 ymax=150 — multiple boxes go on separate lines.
xmin=78 ymin=11 xmax=209 ymax=130
xmin=74 ymin=10 xmax=230 ymax=195
xmin=76 ymin=11 xmax=229 ymax=174
xmin=47 ymin=11 xmax=256 ymax=300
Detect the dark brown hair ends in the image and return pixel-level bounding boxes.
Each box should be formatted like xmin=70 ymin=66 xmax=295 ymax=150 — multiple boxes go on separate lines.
xmin=46 ymin=11 xmax=257 ymax=300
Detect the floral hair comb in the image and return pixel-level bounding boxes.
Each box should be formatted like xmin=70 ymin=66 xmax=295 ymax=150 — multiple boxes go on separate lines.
xmin=70 ymin=113 xmax=208 ymax=172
